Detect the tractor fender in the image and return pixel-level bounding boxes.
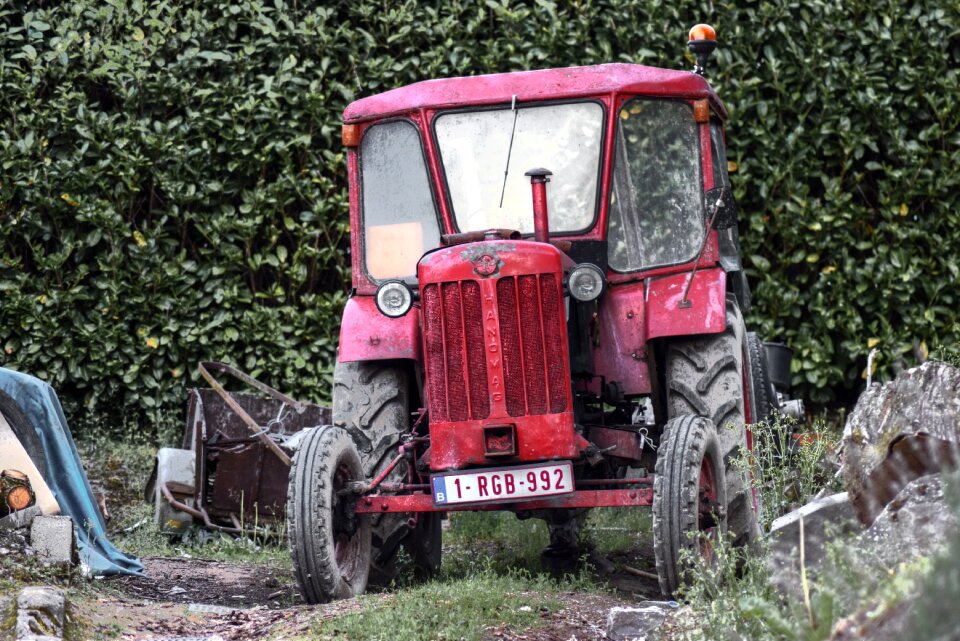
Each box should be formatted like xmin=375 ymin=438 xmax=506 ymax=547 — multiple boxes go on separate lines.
xmin=645 ymin=268 xmax=727 ymax=340
xmin=338 ymin=295 xmax=422 ymax=363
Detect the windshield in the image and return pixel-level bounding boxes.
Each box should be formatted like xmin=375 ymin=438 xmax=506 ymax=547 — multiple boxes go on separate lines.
xmin=435 ymin=102 xmax=604 ymax=234
xmin=360 ymin=120 xmax=441 ymax=280
xmin=607 ymin=99 xmax=704 ymax=272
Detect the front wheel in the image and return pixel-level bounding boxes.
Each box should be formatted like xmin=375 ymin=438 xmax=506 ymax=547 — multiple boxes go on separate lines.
xmin=288 ymin=427 xmax=371 ymax=603
xmin=653 ymin=415 xmax=727 ymax=597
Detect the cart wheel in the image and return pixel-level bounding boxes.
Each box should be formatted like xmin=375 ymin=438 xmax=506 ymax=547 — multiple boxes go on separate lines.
xmin=405 ymin=511 xmax=442 ymax=580
xmin=653 ymin=415 xmax=727 ymax=597
xmin=288 ymin=426 xmax=371 ymax=603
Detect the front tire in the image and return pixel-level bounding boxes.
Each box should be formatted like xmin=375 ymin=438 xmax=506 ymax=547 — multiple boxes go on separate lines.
xmin=653 ymin=415 xmax=726 ymax=597
xmin=288 ymin=426 xmax=371 ymax=603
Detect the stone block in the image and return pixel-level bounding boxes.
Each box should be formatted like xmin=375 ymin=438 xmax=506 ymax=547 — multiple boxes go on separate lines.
xmin=16 ymin=586 xmax=64 ymax=640
xmin=0 ymin=505 xmax=42 ymax=531
xmin=607 ymin=605 xmax=669 ymax=641
xmin=29 ymin=516 xmax=74 ymax=565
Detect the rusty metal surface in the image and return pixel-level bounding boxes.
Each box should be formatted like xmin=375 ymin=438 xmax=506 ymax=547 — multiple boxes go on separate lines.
xmin=179 ymin=367 xmax=330 ymax=528
xmin=198 ymin=362 xmax=296 ymax=466
xmin=584 ymin=426 xmax=645 ymax=463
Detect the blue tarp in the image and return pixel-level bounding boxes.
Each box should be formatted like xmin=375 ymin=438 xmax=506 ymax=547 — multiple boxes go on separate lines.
xmin=0 ymin=368 xmax=143 ymax=576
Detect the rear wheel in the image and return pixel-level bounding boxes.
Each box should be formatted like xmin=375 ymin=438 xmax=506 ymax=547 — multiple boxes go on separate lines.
xmin=653 ymin=415 xmax=726 ymax=597
xmin=746 ymin=332 xmax=777 ymax=423
xmin=405 ymin=512 xmax=443 ymax=580
xmin=665 ymin=298 xmax=760 ymax=548
xmin=288 ymin=427 xmax=371 ymax=603
xmin=333 ymin=361 xmax=440 ymax=582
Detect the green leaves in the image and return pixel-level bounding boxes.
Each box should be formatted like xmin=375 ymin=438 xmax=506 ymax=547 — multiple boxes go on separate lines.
xmin=0 ymin=0 xmax=958 ymax=436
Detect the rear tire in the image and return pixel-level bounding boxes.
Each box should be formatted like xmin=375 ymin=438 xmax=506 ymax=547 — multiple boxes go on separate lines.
xmin=746 ymin=332 xmax=777 ymax=423
xmin=288 ymin=426 xmax=371 ymax=603
xmin=666 ymin=298 xmax=761 ymax=548
xmin=405 ymin=512 xmax=443 ymax=580
xmin=333 ymin=361 xmax=413 ymax=583
xmin=653 ymin=415 xmax=726 ymax=597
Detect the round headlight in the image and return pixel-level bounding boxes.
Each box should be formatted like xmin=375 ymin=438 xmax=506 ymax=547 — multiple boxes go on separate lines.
xmin=568 ymin=264 xmax=605 ymax=302
xmin=375 ymin=281 xmax=413 ymax=317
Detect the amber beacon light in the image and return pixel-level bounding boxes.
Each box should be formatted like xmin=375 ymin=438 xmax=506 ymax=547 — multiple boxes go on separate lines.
xmin=688 ymin=23 xmax=717 ymax=76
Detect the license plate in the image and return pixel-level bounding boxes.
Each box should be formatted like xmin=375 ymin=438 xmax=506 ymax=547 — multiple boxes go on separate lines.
xmin=431 ymin=462 xmax=574 ymax=506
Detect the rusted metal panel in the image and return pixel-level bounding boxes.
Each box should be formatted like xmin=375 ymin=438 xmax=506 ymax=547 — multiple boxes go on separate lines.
xmin=337 ymin=295 xmax=423 ymax=363
xmin=182 ymin=373 xmax=330 ymax=527
xmin=585 ymin=426 xmax=644 ymax=463
xmin=645 ymin=267 xmax=727 ymax=339
xmin=591 ymin=281 xmax=651 ymax=395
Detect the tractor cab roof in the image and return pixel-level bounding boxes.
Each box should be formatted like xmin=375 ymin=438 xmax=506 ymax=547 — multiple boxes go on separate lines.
xmin=343 ymin=63 xmax=727 ymax=123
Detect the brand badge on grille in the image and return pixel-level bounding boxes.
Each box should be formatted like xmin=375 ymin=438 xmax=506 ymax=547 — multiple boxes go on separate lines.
xmin=473 ymin=253 xmax=499 ymax=277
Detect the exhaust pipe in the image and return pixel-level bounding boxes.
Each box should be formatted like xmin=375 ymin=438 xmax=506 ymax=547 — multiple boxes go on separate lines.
xmin=525 ymin=168 xmax=552 ymax=243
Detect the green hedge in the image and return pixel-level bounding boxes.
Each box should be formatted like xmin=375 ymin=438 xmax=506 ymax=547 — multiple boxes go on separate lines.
xmin=1 ymin=0 xmax=958 ymax=438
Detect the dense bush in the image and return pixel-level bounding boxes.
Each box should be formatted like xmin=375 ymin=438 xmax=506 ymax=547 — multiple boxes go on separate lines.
xmin=1 ymin=0 xmax=958 ymax=437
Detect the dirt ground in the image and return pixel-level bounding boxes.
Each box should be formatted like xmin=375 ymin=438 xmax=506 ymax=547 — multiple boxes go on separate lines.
xmin=80 ymin=554 xmax=658 ymax=640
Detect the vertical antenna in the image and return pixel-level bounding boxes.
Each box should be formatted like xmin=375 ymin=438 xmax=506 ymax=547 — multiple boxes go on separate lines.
xmin=499 ymin=95 xmax=519 ymax=208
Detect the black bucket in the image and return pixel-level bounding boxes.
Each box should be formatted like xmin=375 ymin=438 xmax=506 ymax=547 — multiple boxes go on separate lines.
xmin=764 ymin=342 xmax=793 ymax=393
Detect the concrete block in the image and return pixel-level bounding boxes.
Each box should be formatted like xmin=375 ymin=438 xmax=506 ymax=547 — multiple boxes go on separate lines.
xmin=607 ymin=605 xmax=669 ymax=641
xmin=29 ymin=516 xmax=74 ymax=565
xmin=0 ymin=505 xmax=42 ymax=531
xmin=16 ymin=586 xmax=64 ymax=640
xmin=154 ymin=448 xmax=196 ymax=535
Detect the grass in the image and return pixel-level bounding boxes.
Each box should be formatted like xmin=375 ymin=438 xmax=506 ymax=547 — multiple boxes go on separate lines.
xmin=309 ymin=568 xmax=567 ymax=641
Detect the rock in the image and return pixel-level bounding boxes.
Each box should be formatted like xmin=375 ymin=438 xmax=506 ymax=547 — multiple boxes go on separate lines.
xmin=841 ymin=361 xmax=960 ymax=525
xmin=15 ymin=586 xmax=65 ymax=640
xmin=607 ymin=605 xmax=669 ymax=641
xmin=767 ymin=492 xmax=861 ymax=599
xmin=858 ymin=474 xmax=955 ymax=567
xmin=29 ymin=516 xmax=75 ymax=566
xmin=0 ymin=505 xmax=42 ymax=531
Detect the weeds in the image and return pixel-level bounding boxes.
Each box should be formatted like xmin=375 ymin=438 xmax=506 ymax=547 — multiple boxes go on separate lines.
xmin=741 ymin=414 xmax=843 ymax=531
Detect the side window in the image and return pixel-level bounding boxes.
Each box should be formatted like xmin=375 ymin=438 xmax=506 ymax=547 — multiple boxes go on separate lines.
xmin=710 ymin=120 xmax=730 ymax=190
xmin=607 ymin=100 xmax=704 ymax=273
xmin=361 ymin=120 xmax=441 ymax=280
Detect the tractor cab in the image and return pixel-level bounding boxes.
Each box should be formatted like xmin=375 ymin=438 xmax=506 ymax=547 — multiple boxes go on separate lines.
xmin=288 ymin=26 xmax=799 ymax=603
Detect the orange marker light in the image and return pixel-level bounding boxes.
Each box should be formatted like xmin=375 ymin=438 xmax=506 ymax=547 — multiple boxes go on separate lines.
xmin=689 ymin=24 xmax=717 ymax=42
xmin=693 ymin=99 xmax=710 ymax=123
xmin=342 ymin=124 xmax=360 ymax=147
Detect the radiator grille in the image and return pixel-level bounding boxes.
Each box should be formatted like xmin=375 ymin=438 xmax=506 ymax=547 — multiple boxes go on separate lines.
xmin=423 ymin=273 xmax=568 ymax=422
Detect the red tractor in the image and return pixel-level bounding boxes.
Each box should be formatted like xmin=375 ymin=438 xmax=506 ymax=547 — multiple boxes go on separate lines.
xmin=287 ymin=25 xmax=796 ymax=600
